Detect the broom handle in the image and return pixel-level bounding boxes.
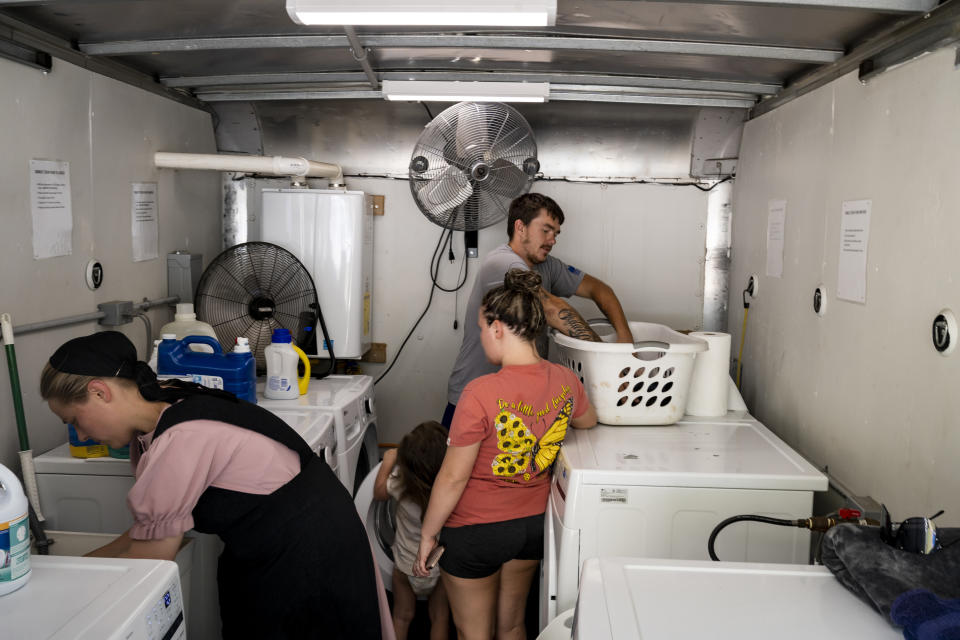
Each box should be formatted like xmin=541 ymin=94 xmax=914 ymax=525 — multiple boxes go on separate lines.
xmin=2 ymin=313 xmax=45 ymax=521
xmin=1 ymin=314 xmax=29 ymax=451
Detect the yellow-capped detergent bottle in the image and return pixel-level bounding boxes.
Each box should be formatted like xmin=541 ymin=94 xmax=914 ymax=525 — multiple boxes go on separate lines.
xmin=67 ymin=424 xmax=109 ymax=458
xmin=264 ymin=328 xmax=311 ymax=399
xmin=0 ymin=463 xmax=30 ymax=596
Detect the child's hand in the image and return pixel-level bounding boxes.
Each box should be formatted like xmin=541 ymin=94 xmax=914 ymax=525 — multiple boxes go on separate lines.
xmin=373 ymin=448 xmax=398 ymax=501
xmin=414 ymin=535 xmax=438 ymax=577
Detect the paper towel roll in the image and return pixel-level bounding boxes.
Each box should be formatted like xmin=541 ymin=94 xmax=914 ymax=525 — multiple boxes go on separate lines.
xmin=685 ymin=331 xmax=731 ymax=416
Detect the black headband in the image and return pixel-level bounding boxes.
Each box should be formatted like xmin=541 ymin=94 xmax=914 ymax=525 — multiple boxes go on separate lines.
xmin=48 ymin=331 xmax=138 ymax=379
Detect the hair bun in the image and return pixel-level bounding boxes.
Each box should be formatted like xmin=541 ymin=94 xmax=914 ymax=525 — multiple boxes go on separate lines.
xmin=503 ymin=268 xmax=542 ymax=294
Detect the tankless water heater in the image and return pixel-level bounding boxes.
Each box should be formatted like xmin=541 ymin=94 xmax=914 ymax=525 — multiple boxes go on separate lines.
xmin=261 ymin=189 xmax=373 ymax=359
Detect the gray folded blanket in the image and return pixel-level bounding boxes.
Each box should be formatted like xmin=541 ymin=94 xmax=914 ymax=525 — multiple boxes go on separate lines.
xmin=821 ymin=523 xmax=960 ymax=620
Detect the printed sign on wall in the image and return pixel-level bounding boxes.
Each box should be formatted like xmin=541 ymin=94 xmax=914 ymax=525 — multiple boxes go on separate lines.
xmin=837 ymin=200 xmax=872 ymax=304
xmin=131 ymin=182 xmax=159 ymax=262
xmin=765 ymin=199 xmax=787 ymax=278
xmin=30 ymin=159 xmax=72 ymax=259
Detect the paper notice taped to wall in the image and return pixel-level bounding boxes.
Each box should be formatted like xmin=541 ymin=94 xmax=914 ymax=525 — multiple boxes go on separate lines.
xmin=765 ymin=199 xmax=786 ymax=278
xmin=837 ymin=199 xmax=871 ymax=303
xmin=30 ymin=159 xmax=72 ymax=259
xmin=131 ymin=182 xmax=159 ymax=262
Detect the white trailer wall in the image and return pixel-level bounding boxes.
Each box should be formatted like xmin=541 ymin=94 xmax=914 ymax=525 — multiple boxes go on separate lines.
xmin=0 ymin=57 xmax=219 ymax=472
xmin=729 ymin=46 xmax=960 ymax=523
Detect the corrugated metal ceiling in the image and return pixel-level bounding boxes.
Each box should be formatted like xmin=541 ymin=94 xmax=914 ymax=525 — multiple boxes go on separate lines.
xmin=0 ymin=0 xmax=954 ymax=179
xmin=0 ymin=0 xmax=940 ymax=109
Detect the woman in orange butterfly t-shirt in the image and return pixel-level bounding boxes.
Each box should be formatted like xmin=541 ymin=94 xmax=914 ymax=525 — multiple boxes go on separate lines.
xmin=415 ymin=269 xmax=597 ymax=640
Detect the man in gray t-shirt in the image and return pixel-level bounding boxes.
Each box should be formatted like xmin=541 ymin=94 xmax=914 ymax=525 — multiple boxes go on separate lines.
xmin=444 ymin=193 xmax=633 ymax=424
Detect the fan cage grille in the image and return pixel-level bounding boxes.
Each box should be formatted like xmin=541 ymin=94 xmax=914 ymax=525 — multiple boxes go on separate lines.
xmin=409 ymin=101 xmax=538 ymax=231
xmin=194 ymin=242 xmax=318 ymax=372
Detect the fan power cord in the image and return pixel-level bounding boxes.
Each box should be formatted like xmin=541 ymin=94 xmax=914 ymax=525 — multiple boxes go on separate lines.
xmin=708 ymin=511 xmax=880 ymax=561
xmin=313 ymin=299 xmax=336 ymax=379
xmin=431 ymin=226 xmax=470 ymax=293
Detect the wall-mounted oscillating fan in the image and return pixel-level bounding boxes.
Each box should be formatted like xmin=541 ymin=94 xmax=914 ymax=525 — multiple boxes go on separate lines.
xmin=194 ymin=241 xmax=334 ymax=375
xmin=409 ymin=102 xmax=540 ymax=248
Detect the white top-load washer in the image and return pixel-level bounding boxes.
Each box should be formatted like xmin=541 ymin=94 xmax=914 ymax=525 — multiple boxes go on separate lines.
xmin=33 ymin=408 xmax=334 ymax=640
xmin=570 ymin=556 xmax=901 ymax=639
xmin=541 ymin=412 xmax=828 ymax=627
xmin=0 ymin=556 xmax=185 ymax=640
xmin=258 ymin=375 xmax=379 ymax=495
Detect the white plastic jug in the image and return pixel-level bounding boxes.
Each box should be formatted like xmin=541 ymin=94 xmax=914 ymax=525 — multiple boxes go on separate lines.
xmin=264 ymin=328 xmax=311 ymax=399
xmin=160 ymin=303 xmax=218 ymax=352
xmin=0 ymin=464 xmax=30 ymax=596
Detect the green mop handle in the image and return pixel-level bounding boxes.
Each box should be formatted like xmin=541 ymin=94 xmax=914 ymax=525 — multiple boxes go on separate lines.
xmin=1 ymin=313 xmax=30 ymax=451
xmin=2 ymin=312 xmax=45 ymax=523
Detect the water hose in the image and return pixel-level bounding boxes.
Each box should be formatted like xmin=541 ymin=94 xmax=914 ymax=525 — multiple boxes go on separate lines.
xmin=708 ymin=511 xmax=880 ymax=561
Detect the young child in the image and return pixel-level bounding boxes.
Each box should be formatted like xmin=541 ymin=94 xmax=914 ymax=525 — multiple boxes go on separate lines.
xmin=374 ymin=421 xmax=450 ymax=640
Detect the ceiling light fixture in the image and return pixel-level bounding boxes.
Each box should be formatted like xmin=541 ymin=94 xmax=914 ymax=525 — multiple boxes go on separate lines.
xmin=382 ymin=80 xmax=550 ymax=103
xmin=286 ymin=0 xmax=556 ymax=27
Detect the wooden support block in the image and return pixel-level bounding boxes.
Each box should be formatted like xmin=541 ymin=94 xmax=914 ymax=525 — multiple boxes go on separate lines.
xmin=361 ymin=342 xmax=387 ymax=363
xmin=371 ymin=195 xmax=385 ymax=216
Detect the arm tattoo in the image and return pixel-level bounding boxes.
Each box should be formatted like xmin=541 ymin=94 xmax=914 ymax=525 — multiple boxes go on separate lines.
xmin=558 ymin=308 xmax=601 ymax=342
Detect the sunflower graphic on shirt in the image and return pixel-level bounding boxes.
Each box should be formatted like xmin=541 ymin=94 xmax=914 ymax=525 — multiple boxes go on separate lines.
xmin=491 ymin=398 xmax=573 ymax=482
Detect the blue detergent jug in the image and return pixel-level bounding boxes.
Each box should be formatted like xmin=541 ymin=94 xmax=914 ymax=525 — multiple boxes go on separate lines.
xmin=157 ymin=335 xmax=256 ymax=403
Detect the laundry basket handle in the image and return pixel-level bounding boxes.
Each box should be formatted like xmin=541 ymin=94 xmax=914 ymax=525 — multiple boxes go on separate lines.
xmin=632 ymin=340 xmax=671 ymax=353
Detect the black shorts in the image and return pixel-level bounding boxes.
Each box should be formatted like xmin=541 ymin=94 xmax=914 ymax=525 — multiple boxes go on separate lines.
xmin=438 ymin=513 xmax=544 ymax=579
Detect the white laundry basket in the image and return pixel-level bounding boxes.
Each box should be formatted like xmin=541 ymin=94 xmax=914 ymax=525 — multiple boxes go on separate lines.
xmin=552 ymin=321 xmax=708 ymax=425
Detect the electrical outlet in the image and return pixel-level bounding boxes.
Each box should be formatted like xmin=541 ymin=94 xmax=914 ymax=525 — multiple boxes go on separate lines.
xmin=814 ymin=285 xmax=827 ymax=316
xmin=747 ymin=274 xmax=758 ymax=298
xmin=98 ymin=300 xmax=134 ymax=326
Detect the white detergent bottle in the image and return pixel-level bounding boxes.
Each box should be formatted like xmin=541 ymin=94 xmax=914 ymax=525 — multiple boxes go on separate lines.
xmin=264 ymin=328 xmax=311 ymax=399
xmin=0 ymin=464 xmax=30 ymax=596
xmin=160 ymin=303 xmax=218 ymax=352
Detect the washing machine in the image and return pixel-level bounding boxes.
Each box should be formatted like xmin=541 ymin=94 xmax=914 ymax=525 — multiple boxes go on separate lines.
xmin=33 ymin=408 xmax=335 ymax=640
xmin=540 ymin=412 xmax=828 ymax=627
xmin=354 ymin=461 xmax=396 ymax=590
xmin=0 ymin=556 xmax=185 ymax=639
xmin=570 ymin=556 xmax=901 ymax=639
xmin=258 ymin=374 xmax=379 ymax=495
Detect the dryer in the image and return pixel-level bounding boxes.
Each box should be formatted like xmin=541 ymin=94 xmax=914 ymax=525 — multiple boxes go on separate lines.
xmin=0 ymin=556 xmax=185 ymax=640
xmin=571 ymin=557 xmax=901 ymax=639
xmin=258 ymin=374 xmax=379 ymax=495
xmin=540 ymin=412 xmax=828 ymax=627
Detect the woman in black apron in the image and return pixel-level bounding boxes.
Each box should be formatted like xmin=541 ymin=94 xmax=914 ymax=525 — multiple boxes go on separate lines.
xmin=40 ymin=331 xmax=382 ymax=639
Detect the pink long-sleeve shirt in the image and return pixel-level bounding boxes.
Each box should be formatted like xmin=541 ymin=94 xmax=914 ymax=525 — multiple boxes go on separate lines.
xmin=127 ymin=413 xmax=300 ymax=540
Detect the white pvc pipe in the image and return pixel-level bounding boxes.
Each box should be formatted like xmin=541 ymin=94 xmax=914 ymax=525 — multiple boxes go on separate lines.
xmin=154 ymin=152 xmax=343 ymax=184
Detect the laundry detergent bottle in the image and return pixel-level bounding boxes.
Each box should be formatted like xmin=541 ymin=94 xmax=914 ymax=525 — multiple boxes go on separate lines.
xmin=264 ymin=328 xmax=311 ymax=399
xmin=159 ymin=303 xmax=218 ymax=352
xmin=0 ymin=464 xmax=30 ymax=596
xmin=157 ymin=335 xmax=257 ymax=403
xmin=228 ymin=337 xmax=257 ymax=403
